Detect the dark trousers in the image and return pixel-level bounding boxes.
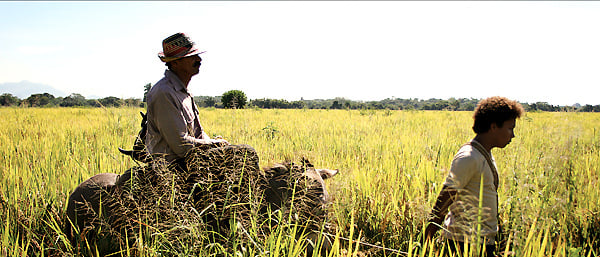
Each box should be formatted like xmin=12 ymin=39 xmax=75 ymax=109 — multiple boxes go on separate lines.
xmin=445 ymin=240 xmax=495 ymax=257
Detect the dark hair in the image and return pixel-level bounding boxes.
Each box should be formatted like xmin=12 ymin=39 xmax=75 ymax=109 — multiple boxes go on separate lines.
xmin=165 ymin=62 xmax=173 ymax=69
xmin=472 ymin=96 xmax=525 ymax=134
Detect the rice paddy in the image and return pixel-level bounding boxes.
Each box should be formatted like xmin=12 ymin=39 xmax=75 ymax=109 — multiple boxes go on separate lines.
xmin=1 ymin=107 xmax=598 ymax=256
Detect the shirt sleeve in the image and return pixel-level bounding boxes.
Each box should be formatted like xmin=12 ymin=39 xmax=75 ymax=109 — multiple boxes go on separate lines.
xmin=150 ymin=90 xmax=203 ymax=158
xmin=443 ymin=148 xmax=478 ymax=190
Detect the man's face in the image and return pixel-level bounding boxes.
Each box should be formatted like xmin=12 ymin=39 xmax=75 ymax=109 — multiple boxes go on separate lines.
xmin=492 ymin=118 xmax=516 ymax=148
xmin=172 ymin=54 xmax=202 ymax=76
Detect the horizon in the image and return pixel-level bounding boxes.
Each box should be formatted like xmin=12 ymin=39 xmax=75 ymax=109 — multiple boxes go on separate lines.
xmin=2 ymin=2 xmax=600 ymax=106
xmin=2 ymin=80 xmax=592 ymax=108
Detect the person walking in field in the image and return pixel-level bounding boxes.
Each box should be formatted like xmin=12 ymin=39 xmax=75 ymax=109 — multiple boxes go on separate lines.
xmin=146 ymin=32 xmax=229 ymax=163
xmin=425 ymin=96 xmax=525 ymax=257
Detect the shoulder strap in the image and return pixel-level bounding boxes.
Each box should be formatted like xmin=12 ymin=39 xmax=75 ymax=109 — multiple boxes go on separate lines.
xmin=467 ymin=140 xmax=503 ymax=242
xmin=465 ymin=141 xmax=499 ymax=190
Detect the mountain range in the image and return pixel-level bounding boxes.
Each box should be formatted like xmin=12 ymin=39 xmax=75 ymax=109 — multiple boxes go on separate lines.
xmin=0 ymin=81 xmax=67 ymax=99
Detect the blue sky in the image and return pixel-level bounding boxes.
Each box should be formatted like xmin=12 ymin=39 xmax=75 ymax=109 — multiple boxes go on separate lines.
xmin=1 ymin=1 xmax=600 ymax=105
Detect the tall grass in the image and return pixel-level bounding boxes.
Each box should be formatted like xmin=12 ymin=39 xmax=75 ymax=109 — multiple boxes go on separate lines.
xmin=0 ymin=107 xmax=598 ymax=256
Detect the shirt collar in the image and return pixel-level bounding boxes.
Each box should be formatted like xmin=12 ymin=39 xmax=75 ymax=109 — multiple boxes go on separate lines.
xmin=470 ymin=139 xmax=492 ymax=156
xmin=164 ymin=69 xmax=189 ymax=94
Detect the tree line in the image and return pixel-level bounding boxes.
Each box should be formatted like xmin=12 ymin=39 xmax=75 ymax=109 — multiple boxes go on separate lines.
xmin=0 ymin=92 xmax=143 ymax=108
xmin=250 ymin=97 xmax=600 ymax=112
xmin=2 ymin=89 xmax=599 ymax=112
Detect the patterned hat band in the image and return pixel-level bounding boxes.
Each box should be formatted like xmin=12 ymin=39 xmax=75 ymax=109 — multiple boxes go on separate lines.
xmin=158 ymin=33 xmax=205 ymax=62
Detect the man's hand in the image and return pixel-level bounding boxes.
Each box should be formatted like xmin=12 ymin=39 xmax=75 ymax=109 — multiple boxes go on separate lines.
xmin=211 ymin=138 xmax=229 ymax=146
xmin=425 ymin=185 xmax=455 ymax=242
xmin=195 ymin=137 xmax=229 ymax=148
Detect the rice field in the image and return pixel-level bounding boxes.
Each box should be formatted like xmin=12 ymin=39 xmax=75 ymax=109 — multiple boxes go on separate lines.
xmin=0 ymin=107 xmax=598 ymax=256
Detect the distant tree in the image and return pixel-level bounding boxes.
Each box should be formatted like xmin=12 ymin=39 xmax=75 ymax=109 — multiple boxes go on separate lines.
xmin=0 ymin=93 xmax=21 ymax=106
xmin=457 ymin=98 xmax=478 ymax=111
xmin=252 ymin=98 xmax=280 ymax=109
xmin=194 ymin=96 xmax=221 ymax=108
xmin=221 ymin=90 xmax=247 ymax=109
xmin=26 ymin=93 xmax=55 ymax=107
xmin=60 ymin=93 xmax=87 ymax=107
xmin=291 ymin=100 xmax=306 ymax=109
xmin=330 ymin=100 xmax=342 ymax=109
xmin=203 ymin=96 xmax=216 ymax=107
xmin=579 ymin=104 xmax=596 ymax=112
xmin=250 ymin=98 xmax=308 ymax=109
xmin=250 ymin=98 xmax=269 ymax=108
xmin=123 ymin=98 xmax=142 ymax=107
xmin=87 ymin=99 xmax=102 ymax=107
xmin=448 ymin=98 xmax=460 ymax=111
xmin=343 ymin=101 xmax=352 ymax=109
xmin=305 ymin=99 xmax=330 ymax=109
xmin=49 ymin=97 xmax=63 ymax=106
xmin=99 ymin=96 xmax=123 ymax=107
xmin=143 ymin=83 xmax=152 ymax=102
xmin=437 ymin=100 xmax=450 ymax=110
xmin=529 ymin=102 xmax=558 ymax=112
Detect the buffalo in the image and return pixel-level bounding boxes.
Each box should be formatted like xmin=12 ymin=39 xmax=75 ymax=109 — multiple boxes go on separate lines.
xmin=65 ymin=144 xmax=339 ymax=256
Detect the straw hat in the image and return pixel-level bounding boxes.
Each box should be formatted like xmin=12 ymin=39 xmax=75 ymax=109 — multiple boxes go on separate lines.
xmin=158 ymin=33 xmax=205 ymax=62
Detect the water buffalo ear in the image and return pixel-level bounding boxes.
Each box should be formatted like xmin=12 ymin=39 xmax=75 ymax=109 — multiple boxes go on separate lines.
xmin=317 ymin=169 xmax=339 ymax=180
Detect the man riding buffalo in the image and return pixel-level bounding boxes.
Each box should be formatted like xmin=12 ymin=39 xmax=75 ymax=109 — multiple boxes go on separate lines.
xmin=146 ymin=32 xmax=229 ymax=165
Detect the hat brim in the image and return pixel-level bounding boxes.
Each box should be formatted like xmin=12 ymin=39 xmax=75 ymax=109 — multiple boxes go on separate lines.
xmin=158 ymin=48 xmax=205 ymax=62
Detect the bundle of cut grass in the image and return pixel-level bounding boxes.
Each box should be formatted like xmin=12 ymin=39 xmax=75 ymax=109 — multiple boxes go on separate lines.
xmin=67 ymin=144 xmax=335 ymax=256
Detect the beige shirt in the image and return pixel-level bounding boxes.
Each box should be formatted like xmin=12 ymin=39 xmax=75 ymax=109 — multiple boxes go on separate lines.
xmin=442 ymin=140 xmax=498 ymax=245
xmin=146 ymin=70 xmax=207 ymax=161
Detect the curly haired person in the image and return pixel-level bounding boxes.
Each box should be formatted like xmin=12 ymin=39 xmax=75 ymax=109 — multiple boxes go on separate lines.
xmin=425 ymin=96 xmax=525 ymax=256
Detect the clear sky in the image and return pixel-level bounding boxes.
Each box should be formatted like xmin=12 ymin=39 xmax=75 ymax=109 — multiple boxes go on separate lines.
xmin=1 ymin=1 xmax=599 ymax=106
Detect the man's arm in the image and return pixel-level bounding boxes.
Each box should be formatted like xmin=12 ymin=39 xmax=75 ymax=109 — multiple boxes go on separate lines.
xmin=425 ymin=185 xmax=457 ymax=240
xmin=150 ymin=92 xmax=226 ymax=157
xmin=197 ymin=130 xmax=229 ymax=146
xmin=425 ymin=146 xmax=478 ymax=241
